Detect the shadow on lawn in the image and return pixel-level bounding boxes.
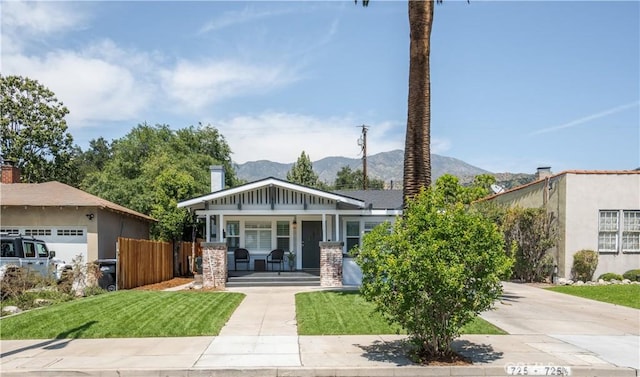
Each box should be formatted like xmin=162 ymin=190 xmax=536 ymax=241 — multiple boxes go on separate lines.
xmin=1 ymin=321 xmax=97 ymax=357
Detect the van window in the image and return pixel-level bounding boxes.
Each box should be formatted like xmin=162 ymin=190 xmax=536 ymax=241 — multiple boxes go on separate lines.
xmin=35 ymin=242 xmax=49 ymax=258
xmin=23 ymin=242 xmax=36 ymax=258
xmin=1 ymin=240 xmax=15 ymax=257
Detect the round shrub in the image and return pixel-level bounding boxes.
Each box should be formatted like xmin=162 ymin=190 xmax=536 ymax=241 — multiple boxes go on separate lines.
xmin=622 ymin=269 xmax=640 ymax=282
xmin=571 ymin=249 xmax=598 ymax=282
xmin=597 ymin=272 xmax=623 ymax=281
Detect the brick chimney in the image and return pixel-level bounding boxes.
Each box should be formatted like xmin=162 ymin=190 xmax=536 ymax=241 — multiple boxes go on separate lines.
xmin=1 ymin=161 xmax=21 ymax=184
xmin=536 ymin=166 xmax=552 ymax=180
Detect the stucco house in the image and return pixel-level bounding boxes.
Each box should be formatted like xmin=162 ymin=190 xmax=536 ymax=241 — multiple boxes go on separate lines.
xmin=0 ymin=163 xmax=155 ymax=264
xmin=482 ymin=167 xmax=640 ymax=279
xmin=177 ymin=166 xmax=402 ymax=285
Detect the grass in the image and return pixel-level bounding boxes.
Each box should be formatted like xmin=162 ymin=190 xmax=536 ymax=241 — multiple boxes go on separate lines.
xmin=295 ymin=290 xmax=506 ymax=335
xmin=0 ymin=290 xmax=244 ymax=339
xmin=546 ymin=284 xmax=640 ymax=309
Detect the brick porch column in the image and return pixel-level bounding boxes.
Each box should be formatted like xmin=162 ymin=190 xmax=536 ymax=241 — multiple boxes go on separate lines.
xmin=200 ymin=242 xmax=227 ymax=289
xmin=320 ymin=242 xmax=343 ymax=287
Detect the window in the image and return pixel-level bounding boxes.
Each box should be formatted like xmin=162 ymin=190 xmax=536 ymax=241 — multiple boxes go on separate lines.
xmin=598 ymin=211 xmax=618 ymax=252
xmin=226 ymin=221 xmax=240 ymax=252
xmin=364 ymin=221 xmax=382 ymax=234
xmin=598 ymin=210 xmax=640 ymax=253
xmin=57 ymin=229 xmax=84 ymax=236
xmin=35 ymin=242 xmax=48 ymax=257
xmin=245 ymin=221 xmax=272 ymax=250
xmin=346 ymin=221 xmax=360 ymax=253
xmin=25 ymin=229 xmax=51 ymax=236
xmin=23 ymin=242 xmax=36 ymax=258
xmin=623 ymin=211 xmax=640 ymax=252
xmin=276 ymin=221 xmax=290 ymax=251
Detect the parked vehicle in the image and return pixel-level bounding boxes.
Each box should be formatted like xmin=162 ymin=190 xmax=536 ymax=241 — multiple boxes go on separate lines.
xmin=0 ymin=234 xmax=71 ymax=281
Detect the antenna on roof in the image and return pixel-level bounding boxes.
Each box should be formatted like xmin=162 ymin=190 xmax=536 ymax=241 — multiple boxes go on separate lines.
xmin=490 ymin=184 xmax=505 ymax=194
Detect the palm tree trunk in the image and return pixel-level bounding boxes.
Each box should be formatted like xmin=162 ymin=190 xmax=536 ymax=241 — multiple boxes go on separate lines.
xmin=403 ymin=0 xmax=434 ymax=207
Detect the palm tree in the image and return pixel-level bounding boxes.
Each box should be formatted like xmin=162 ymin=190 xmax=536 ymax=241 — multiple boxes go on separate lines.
xmin=358 ymin=0 xmax=436 ymax=207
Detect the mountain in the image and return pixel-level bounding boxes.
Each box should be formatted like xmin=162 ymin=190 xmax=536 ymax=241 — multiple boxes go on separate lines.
xmin=234 ymin=150 xmax=533 ymax=188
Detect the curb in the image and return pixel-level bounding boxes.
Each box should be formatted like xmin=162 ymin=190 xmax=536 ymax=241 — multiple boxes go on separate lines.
xmin=1 ymin=366 xmax=637 ymax=377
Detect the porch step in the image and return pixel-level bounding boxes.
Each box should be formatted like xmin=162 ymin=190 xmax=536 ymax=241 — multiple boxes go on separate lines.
xmin=226 ymin=271 xmax=320 ymax=287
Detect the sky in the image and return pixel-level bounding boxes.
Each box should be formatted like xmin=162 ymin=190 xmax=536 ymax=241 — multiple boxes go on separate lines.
xmin=2 ymin=0 xmax=639 ymax=174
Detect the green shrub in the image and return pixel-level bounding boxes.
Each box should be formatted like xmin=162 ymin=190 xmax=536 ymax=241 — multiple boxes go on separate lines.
xmin=357 ymin=188 xmax=511 ymax=360
xmin=572 ymin=250 xmax=598 ymax=282
xmin=622 ymin=269 xmax=640 ymax=282
xmin=598 ymin=272 xmax=623 ymax=281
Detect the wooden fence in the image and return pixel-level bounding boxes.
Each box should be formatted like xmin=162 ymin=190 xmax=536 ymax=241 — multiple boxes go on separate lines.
xmin=176 ymin=241 xmax=202 ymax=276
xmin=117 ymin=237 xmax=202 ymax=289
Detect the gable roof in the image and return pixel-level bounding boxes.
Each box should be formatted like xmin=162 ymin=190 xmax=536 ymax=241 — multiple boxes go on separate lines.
xmin=333 ymin=190 xmax=403 ymax=210
xmin=480 ymin=169 xmax=640 ymax=202
xmin=178 ymin=177 xmax=366 ymax=208
xmin=1 ymin=181 xmax=155 ymax=222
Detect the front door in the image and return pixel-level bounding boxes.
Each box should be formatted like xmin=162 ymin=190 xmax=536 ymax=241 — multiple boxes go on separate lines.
xmin=302 ymin=221 xmax=322 ymax=269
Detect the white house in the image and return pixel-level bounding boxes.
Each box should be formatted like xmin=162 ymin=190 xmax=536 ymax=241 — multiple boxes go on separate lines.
xmin=177 ymin=166 xmax=402 ymax=284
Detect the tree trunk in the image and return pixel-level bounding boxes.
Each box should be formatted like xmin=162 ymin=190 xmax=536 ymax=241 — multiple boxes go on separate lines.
xmin=403 ymin=0 xmax=434 ymax=208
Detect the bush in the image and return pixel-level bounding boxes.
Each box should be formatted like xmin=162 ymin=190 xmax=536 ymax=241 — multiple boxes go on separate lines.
xmin=501 ymin=207 xmax=557 ymax=282
xmin=357 ymin=188 xmax=511 ymax=360
xmin=622 ymin=269 xmax=640 ymax=282
xmin=598 ymin=272 xmax=623 ymax=281
xmin=572 ymin=250 xmax=598 ymax=282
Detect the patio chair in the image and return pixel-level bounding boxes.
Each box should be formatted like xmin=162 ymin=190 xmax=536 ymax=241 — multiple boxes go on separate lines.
xmin=266 ymin=249 xmax=285 ymax=271
xmin=234 ymin=248 xmax=250 ymax=271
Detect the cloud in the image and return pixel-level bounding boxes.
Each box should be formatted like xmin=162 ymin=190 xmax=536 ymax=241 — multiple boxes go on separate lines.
xmin=210 ymin=112 xmax=405 ymax=164
xmin=1 ymin=1 xmax=89 ymax=37
xmin=160 ymin=60 xmax=300 ymax=111
xmin=2 ymin=40 xmax=157 ymax=127
xmin=529 ymin=101 xmax=640 ymax=136
xmin=199 ymin=6 xmax=295 ymax=34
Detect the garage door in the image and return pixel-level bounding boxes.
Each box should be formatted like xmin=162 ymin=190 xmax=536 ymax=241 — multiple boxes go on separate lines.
xmin=0 ymin=227 xmax=87 ymax=265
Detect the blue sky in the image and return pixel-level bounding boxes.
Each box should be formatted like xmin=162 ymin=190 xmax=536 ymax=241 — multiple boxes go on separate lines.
xmin=2 ymin=1 xmax=638 ymax=174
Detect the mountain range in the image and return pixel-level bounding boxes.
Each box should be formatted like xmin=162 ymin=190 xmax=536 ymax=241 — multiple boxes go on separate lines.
xmin=234 ymin=150 xmax=535 ymax=189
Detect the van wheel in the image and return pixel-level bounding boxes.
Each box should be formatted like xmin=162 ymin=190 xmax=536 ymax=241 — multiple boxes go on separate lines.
xmin=106 ymin=284 xmax=116 ymax=292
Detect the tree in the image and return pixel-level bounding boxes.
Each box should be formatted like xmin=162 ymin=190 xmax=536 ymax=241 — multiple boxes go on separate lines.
xmin=334 ymin=166 xmax=385 ymax=190
xmin=0 ymin=75 xmax=75 ymax=183
xmin=72 ymin=137 xmax=113 ymax=185
xmin=502 ymin=207 xmax=557 ymax=282
xmin=356 ymin=187 xmax=511 ymax=360
xmin=83 ymin=123 xmax=240 ymax=241
xmin=357 ymin=1 xmax=437 ymax=207
xmin=435 ymin=173 xmax=496 ymax=205
xmin=286 ymin=151 xmax=326 ymax=189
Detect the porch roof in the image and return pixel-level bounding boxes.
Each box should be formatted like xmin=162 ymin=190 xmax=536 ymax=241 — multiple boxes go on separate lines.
xmin=178 ymin=177 xmax=366 ymax=210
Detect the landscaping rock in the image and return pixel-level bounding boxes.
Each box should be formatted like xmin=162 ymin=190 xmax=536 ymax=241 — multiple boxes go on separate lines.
xmin=2 ymin=306 xmax=21 ymax=315
xmin=34 ymin=298 xmax=52 ymax=306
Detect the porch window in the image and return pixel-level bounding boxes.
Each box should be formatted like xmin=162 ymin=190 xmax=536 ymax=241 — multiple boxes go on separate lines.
xmin=276 ymin=221 xmax=290 ymax=251
xmin=364 ymin=221 xmax=382 ymax=234
xmin=346 ymin=221 xmax=360 ymax=253
xmin=226 ymin=221 xmax=240 ymax=251
xmin=622 ymin=210 xmax=640 ymax=252
xmin=245 ymin=221 xmax=272 ymax=250
xmin=598 ymin=210 xmax=619 ymax=252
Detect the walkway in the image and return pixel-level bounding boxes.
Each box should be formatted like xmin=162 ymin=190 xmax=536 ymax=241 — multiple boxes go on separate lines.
xmin=0 ymin=282 xmax=638 ymax=376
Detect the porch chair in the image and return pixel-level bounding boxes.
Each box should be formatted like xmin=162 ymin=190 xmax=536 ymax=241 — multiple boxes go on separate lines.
xmin=266 ymin=249 xmax=285 ymax=271
xmin=234 ymin=248 xmax=250 ymax=271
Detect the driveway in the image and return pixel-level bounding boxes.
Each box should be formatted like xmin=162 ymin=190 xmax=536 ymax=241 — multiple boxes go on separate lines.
xmin=481 ymin=282 xmax=640 ymax=369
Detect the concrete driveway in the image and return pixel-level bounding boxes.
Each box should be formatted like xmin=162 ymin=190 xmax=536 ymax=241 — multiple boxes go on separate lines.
xmin=481 ymin=281 xmax=640 ymax=369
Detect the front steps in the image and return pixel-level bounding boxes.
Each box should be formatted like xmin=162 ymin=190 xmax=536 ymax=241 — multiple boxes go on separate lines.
xmin=226 ymin=270 xmax=320 ymax=287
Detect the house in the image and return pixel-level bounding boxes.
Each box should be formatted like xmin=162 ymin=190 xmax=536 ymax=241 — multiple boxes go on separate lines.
xmin=482 ymin=167 xmax=640 ymax=279
xmin=177 ymin=166 xmax=402 ymax=286
xmin=0 ymin=163 xmax=155 ymax=264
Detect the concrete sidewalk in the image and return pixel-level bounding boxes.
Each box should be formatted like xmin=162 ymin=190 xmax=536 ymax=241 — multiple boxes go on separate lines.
xmin=0 ymin=284 xmax=638 ymax=376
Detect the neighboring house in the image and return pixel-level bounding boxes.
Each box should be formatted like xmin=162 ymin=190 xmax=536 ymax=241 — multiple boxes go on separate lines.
xmin=177 ymin=166 xmax=402 ymax=279
xmin=0 ymin=164 xmax=155 ymax=264
xmin=482 ymin=167 xmax=640 ymax=279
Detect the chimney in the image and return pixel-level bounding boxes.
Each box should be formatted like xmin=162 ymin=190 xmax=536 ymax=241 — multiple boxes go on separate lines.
xmin=536 ymin=166 xmax=552 ymax=180
xmin=1 ymin=161 xmax=21 ymax=184
xmin=210 ymin=165 xmax=225 ymax=192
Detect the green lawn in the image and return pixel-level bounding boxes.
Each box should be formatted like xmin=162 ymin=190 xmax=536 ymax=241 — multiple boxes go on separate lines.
xmin=0 ymin=290 xmax=244 ymax=339
xmin=546 ymin=284 xmax=640 ymax=309
xmin=295 ymin=290 xmax=506 ymax=335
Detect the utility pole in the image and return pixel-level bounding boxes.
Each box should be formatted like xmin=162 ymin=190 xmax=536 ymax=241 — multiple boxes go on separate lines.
xmin=357 ymin=125 xmax=368 ymax=190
